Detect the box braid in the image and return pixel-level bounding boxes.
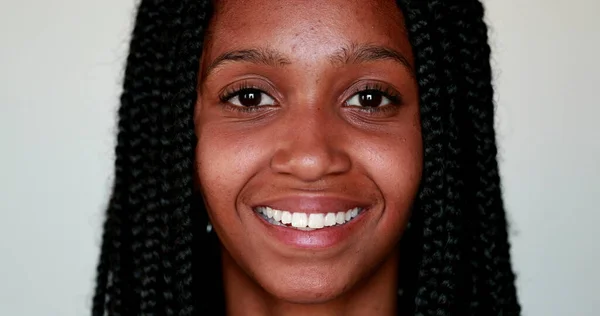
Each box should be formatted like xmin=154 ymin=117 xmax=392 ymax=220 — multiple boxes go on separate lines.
xmin=92 ymin=0 xmax=520 ymax=315
xmin=395 ymin=1 xmax=521 ymax=315
xmin=454 ymin=2 xmax=521 ymax=313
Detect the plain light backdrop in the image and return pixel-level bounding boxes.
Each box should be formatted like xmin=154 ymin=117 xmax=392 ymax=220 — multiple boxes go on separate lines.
xmin=0 ymin=0 xmax=598 ymax=315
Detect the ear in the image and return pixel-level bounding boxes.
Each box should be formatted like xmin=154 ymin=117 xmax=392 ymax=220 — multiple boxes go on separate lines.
xmin=193 ymin=57 xmax=203 ymax=193
xmin=192 ymin=160 xmax=201 ymax=192
xmin=193 ymin=57 xmax=204 ymax=138
xmin=193 ymin=50 xmax=210 ymax=193
xmin=193 ymin=92 xmax=202 ymax=138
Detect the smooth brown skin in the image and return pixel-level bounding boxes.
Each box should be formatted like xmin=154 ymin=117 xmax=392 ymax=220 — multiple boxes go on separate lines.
xmin=194 ymin=0 xmax=422 ymax=315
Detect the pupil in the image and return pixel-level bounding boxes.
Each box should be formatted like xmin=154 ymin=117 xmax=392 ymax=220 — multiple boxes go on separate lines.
xmin=240 ymin=89 xmax=262 ymax=107
xmin=359 ymin=92 xmax=381 ymax=107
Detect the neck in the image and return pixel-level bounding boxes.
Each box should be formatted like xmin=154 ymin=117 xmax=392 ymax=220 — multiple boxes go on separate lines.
xmin=222 ymin=249 xmax=399 ymax=316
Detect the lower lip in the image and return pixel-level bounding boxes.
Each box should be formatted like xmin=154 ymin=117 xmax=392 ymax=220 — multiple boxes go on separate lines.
xmin=251 ymin=209 xmax=368 ymax=249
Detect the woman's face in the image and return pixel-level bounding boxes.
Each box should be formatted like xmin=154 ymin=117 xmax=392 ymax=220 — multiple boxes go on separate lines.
xmin=195 ymin=0 xmax=422 ymax=303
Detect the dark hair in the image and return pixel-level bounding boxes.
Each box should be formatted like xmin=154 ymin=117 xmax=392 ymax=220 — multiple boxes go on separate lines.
xmin=92 ymin=1 xmax=521 ymax=315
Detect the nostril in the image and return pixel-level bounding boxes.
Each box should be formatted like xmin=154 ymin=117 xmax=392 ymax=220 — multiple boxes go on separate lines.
xmin=270 ymin=147 xmax=351 ymax=181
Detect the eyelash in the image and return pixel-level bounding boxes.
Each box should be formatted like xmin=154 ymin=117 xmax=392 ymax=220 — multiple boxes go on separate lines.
xmin=218 ymin=81 xmax=269 ymax=113
xmin=349 ymin=83 xmax=402 ymax=113
xmin=218 ymin=82 xmax=403 ymax=113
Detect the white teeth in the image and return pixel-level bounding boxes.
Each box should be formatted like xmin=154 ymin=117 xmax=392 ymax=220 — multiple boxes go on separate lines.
xmin=281 ymin=211 xmax=292 ymax=224
xmin=324 ymin=213 xmax=336 ymax=227
xmin=308 ymin=213 xmax=325 ymax=229
xmin=291 ymin=212 xmax=308 ymax=228
xmin=336 ymin=212 xmax=346 ymax=224
xmin=273 ymin=210 xmax=282 ymax=222
xmin=351 ymin=207 xmax=359 ymax=218
xmin=255 ymin=207 xmax=364 ymax=230
xmin=345 ymin=210 xmax=352 ymax=221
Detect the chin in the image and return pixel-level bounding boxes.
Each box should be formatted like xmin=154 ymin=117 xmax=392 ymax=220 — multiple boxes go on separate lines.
xmin=258 ymin=266 xmax=350 ymax=304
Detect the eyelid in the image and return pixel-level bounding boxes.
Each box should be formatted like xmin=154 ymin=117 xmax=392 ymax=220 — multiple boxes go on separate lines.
xmin=342 ymin=80 xmax=403 ymax=105
xmin=218 ymin=79 xmax=279 ymax=103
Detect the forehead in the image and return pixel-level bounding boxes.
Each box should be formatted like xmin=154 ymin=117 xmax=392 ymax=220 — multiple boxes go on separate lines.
xmin=205 ymin=0 xmax=411 ymax=62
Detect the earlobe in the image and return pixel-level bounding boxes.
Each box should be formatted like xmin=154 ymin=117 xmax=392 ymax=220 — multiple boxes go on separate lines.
xmin=192 ymin=157 xmax=202 ymax=192
xmin=193 ymin=95 xmax=202 ymax=133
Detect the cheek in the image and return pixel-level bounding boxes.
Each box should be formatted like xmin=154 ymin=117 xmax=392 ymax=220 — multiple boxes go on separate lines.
xmin=195 ymin=123 xmax=266 ymax=219
xmin=362 ymin=129 xmax=423 ymax=230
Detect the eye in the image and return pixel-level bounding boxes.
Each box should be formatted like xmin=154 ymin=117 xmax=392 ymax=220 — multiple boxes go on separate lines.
xmin=227 ymin=88 xmax=276 ymax=107
xmin=345 ymin=90 xmax=392 ymax=108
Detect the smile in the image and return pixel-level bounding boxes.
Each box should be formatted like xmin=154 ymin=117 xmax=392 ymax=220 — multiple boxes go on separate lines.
xmin=254 ymin=206 xmax=364 ymax=231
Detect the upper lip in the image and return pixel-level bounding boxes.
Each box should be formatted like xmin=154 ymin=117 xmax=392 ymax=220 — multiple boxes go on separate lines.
xmin=252 ymin=195 xmax=371 ymax=214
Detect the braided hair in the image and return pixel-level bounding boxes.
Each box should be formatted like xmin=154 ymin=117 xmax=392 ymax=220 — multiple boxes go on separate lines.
xmin=92 ymin=1 xmax=521 ymax=315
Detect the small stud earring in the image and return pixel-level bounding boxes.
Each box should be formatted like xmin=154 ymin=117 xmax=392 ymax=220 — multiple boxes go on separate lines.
xmin=206 ymin=222 xmax=213 ymax=233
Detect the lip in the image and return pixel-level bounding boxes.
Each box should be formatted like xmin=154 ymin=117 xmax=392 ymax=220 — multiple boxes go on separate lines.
xmin=249 ymin=195 xmax=372 ymax=249
xmin=252 ymin=195 xmax=370 ymax=214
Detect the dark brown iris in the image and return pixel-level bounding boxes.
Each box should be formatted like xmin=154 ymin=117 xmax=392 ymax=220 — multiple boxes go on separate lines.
xmin=239 ymin=89 xmax=262 ymax=107
xmin=359 ymin=91 xmax=382 ymax=107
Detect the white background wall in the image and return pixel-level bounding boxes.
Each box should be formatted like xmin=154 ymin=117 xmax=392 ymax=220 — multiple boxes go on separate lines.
xmin=0 ymin=0 xmax=598 ymax=315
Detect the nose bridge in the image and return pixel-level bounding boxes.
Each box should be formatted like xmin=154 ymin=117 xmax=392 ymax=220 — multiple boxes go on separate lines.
xmin=289 ymin=105 xmax=329 ymax=148
xmin=270 ymin=104 xmax=351 ymax=181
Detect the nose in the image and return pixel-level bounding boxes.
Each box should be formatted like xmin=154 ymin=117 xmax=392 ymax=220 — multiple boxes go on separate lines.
xmin=270 ymin=108 xmax=352 ymax=182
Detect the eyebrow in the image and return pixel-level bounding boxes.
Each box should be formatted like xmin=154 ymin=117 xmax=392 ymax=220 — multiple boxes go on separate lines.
xmin=203 ymin=48 xmax=292 ymax=79
xmin=202 ymin=43 xmax=414 ymax=80
xmin=329 ymin=43 xmax=414 ymax=77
